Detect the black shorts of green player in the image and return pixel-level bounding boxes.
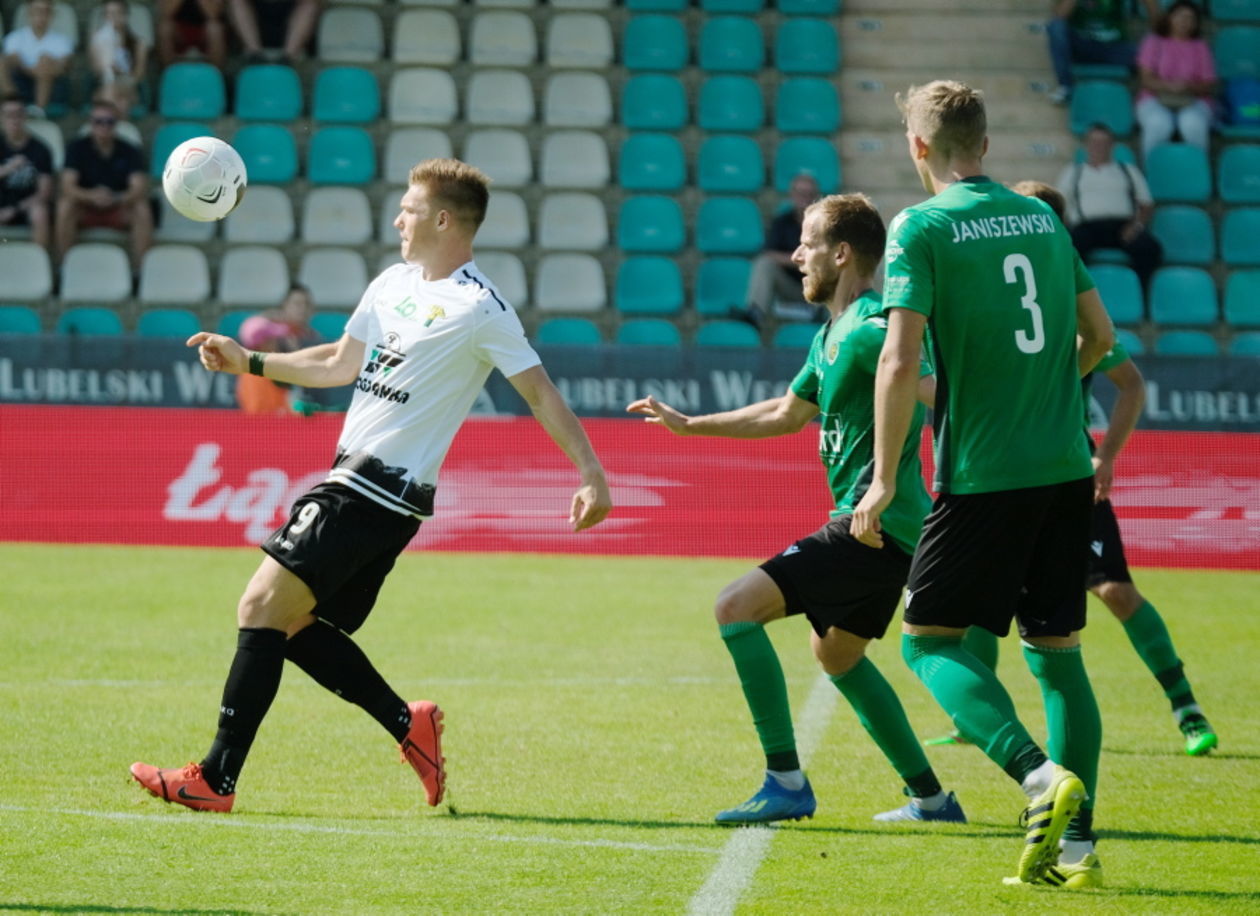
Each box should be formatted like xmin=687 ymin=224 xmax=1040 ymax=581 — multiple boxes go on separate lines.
xmin=262 ymin=482 xmax=421 ymax=635
xmin=904 ymin=476 xmax=1093 ymax=639
xmin=760 ymin=515 xmax=912 ymax=641
xmin=1085 ymin=498 xmax=1133 ymax=588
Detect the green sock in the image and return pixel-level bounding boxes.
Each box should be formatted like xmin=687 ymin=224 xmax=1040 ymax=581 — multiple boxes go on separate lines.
xmin=901 ymin=634 xmax=1040 ymax=777
xmin=1022 ymin=643 xmax=1102 ymax=841
xmin=830 ymin=657 xmax=940 ymax=797
xmin=720 ymin=621 xmax=798 ymax=772
xmin=962 ymin=626 xmax=1000 ymax=673
xmin=1122 ymin=601 xmax=1196 ymax=712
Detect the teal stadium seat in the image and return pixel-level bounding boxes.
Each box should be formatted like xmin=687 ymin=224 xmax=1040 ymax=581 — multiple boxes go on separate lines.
xmin=698 ymin=135 xmax=764 ymax=192
xmin=618 ymin=195 xmax=686 ymax=252
xmin=1153 ymin=330 xmax=1219 ymax=356
xmin=1225 ymin=270 xmax=1260 ymax=326
xmin=774 ymin=137 xmax=840 ymax=193
xmin=702 ymin=0 xmax=764 ymax=10
xmin=1114 ymin=327 xmax=1144 ymax=356
xmin=626 ymin=0 xmax=687 ymax=10
xmin=307 ymin=127 xmax=376 ymax=185
xmin=1151 ymin=205 xmax=1214 ymax=265
xmin=1149 ymin=267 xmax=1219 ymax=326
xmin=622 ymin=15 xmax=689 ymax=71
xmin=616 ymin=318 xmax=683 ymax=346
xmin=235 ymin=65 xmax=302 ymax=121
xmin=775 ymin=18 xmax=839 ymax=74
xmin=158 ymin=63 xmax=226 ymax=119
xmin=137 ymin=308 xmax=200 ymax=338
xmin=778 ymin=0 xmax=840 ymax=12
xmin=621 ymin=75 xmax=687 ymax=129
xmin=1230 ymin=331 xmax=1260 ymax=355
xmin=0 ymin=305 xmax=41 ymax=334
xmin=1069 ymin=80 xmax=1134 ymax=135
xmin=149 ymin=122 xmax=211 ymax=179
xmin=233 ymin=125 xmax=299 ymax=183
xmin=312 ymin=67 xmax=381 ymax=124
xmin=616 ymin=257 xmax=685 ymax=314
xmin=773 ymin=323 xmax=819 ymax=348
xmin=619 ymin=134 xmax=686 ymax=191
xmin=699 ymin=17 xmax=765 ymax=72
xmin=696 ymin=257 xmax=751 ymax=315
xmin=698 ymin=76 xmax=764 ymax=131
xmin=1145 ymin=143 xmax=1211 ymax=203
xmin=776 ymin=78 xmax=840 ymax=133
xmin=697 ymin=197 xmax=764 ymax=254
xmin=1221 ymin=208 xmax=1260 ymax=266
xmin=217 ymin=309 xmax=255 ymax=340
xmin=1218 ymin=145 xmax=1260 ymax=203
xmin=536 ymin=317 xmax=603 ymax=345
xmin=1088 ymin=264 xmax=1144 ymax=324
xmin=1213 ymin=0 xmax=1260 ymax=22
xmin=310 ymin=311 xmax=350 ymax=340
xmin=696 ymin=320 xmax=761 ymax=347
xmin=56 ymin=307 xmax=124 ymax=336
xmin=1214 ymin=26 xmax=1260 ymax=79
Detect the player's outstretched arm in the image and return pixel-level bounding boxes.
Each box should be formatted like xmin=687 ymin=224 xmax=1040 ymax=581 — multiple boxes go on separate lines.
xmin=508 ymin=364 xmax=612 ymax=532
xmin=852 ymin=307 xmax=926 ymax=549
xmin=186 ymin=332 xmax=365 ymax=389
xmin=1076 ymin=288 xmax=1115 ymax=377
xmin=626 ymin=392 xmax=818 ymax=439
xmin=1093 ymin=357 xmax=1145 ymax=502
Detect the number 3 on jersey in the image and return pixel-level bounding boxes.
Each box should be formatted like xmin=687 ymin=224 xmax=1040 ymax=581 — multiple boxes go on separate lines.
xmin=1003 ymin=253 xmax=1045 ymax=354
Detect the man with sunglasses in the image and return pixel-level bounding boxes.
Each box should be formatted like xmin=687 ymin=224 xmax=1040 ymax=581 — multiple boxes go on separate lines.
xmin=54 ymin=97 xmax=151 ymax=272
xmin=0 ymin=92 xmax=52 ymax=250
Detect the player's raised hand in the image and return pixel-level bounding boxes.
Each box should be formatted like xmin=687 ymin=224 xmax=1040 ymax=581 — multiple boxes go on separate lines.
xmin=570 ymin=477 xmax=612 ymax=532
xmin=626 ymin=395 xmax=691 ymax=435
xmin=187 ymin=332 xmax=248 ymax=375
xmin=1091 ymin=455 xmax=1114 ymax=503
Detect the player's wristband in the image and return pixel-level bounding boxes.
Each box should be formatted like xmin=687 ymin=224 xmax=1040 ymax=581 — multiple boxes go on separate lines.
xmin=248 ymin=351 xmax=267 ymax=377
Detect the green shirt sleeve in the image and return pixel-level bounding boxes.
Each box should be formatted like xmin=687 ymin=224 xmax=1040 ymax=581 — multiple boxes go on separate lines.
xmin=1072 ymin=249 xmax=1095 ymax=295
xmin=882 ymin=209 xmax=935 ymax=318
xmin=1094 ymin=341 xmax=1130 ymax=373
xmin=790 ymin=340 xmax=821 ymax=403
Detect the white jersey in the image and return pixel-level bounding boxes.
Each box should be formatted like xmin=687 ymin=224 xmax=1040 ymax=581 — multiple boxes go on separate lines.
xmin=331 ymin=260 xmax=541 ymax=517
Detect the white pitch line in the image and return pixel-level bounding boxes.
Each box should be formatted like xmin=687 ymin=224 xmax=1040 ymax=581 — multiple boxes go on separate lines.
xmin=0 ymin=804 xmax=720 ymax=856
xmin=686 ymin=673 xmax=837 ymax=916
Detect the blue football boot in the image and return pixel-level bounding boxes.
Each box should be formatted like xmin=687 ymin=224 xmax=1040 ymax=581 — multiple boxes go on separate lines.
xmin=872 ymin=789 xmax=967 ymax=824
xmin=715 ymin=773 xmax=816 ymax=824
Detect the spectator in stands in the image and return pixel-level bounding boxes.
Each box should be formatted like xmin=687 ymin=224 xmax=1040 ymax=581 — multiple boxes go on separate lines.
xmin=235 ymin=284 xmax=322 ymax=415
xmin=740 ymin=172 xmax=822 ymax=328
xmin=1135 ymin=1 xmax=1217 ymax=161
xmin=157 ymin=0 xmax=228 ymax=70
xmin=2 ymin=0 xmax=73 ymax=115
xmin=0 ymin=92 xmax=52 ymax=250
xmin=54 ymin=97 xmax=152 ymax=272
xmin=227 ymin=0 xmax=322 ymax=63
xmin=1046 ymin=0 xmax=1160 ymax=105
xmin=1055 ymin=122 xmax=1163 ymax=288
xmin=89 ymin=0 xmax=150 ymax=117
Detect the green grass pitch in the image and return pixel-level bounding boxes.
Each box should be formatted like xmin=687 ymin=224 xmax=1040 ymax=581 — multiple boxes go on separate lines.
xmin=1 ymin=543 xmax=1258 ymax=914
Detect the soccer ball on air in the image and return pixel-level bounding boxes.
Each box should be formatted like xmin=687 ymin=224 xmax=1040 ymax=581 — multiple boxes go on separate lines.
xmin=162 ymin=137 xmax=247 ymax=222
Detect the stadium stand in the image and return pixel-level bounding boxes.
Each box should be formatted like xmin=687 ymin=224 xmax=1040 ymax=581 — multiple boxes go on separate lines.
xmin=136 ymin=308 xmax=201 ymax=338
xmin=615 ymin=257 xmax=685 ymax=314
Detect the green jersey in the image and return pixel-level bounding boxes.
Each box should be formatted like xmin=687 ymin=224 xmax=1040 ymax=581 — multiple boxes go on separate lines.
xmin=883 ymin=177 xmax=1096 ymax=495
xmin=1082 ymin=340 xmax=1131 ymax=428
xmin=790 ymin=289 xmax=932 ymax=554
xmin=1070 ymin=0 xmax=1128 ymax=43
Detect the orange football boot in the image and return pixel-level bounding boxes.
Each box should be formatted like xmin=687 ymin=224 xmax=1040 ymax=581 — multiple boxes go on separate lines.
xmin=400 ymin=701 xmax=446 ymax=806
xmin=129 ymin=761 xmax=235 ymax=813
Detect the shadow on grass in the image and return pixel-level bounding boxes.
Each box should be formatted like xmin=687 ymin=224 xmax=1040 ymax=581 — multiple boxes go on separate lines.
xmin=1103 ymin=746 xmax=1260 ymax=761
xmin=0 ymin=906 xmax=283 ymax=916
xmin=1092 ymin=888 xmax=1260 ymax=904
xmin=1097 ymin=828 xmax=1260 ymax=846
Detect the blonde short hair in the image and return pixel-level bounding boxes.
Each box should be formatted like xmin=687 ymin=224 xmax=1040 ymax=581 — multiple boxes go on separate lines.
xmin=896 ymin=80 xmax=987 ymax=161
xmin=803 ymin=193 xmax=886 ymax=276
xmin=408 ymin=158 xmax=491 ymax=231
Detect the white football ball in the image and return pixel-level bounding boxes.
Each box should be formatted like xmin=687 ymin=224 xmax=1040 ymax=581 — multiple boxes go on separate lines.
xmin=162 ymin=137 xmax=247 ymax=222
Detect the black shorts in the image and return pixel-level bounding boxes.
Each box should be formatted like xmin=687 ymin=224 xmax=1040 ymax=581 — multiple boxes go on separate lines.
xmin=759 ymin=515 xmax=912 ymax=640
xmin=1086 ymin=498 xmax=1132 ymax=587
xmin=261 ymin=482 xmax=421 ymax=634
xmin=904 ymin=477 xmax=1093 ymax=639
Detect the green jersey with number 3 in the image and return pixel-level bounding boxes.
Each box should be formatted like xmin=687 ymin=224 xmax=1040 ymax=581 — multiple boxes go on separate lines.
xmin=883 ymin=177 xmax=1095 ymax=495
xmin=790 ymin=289 xmax=932 ymax=554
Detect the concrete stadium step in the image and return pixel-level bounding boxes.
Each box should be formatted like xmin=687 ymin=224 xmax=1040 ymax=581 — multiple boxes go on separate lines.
xmin=841 ymin=15 xmax=1050 ymax=71
xmin=844 ymin=0 xmax=1047 ymax=13
xmin=841 ymin=70 xmax=1064 ymax=129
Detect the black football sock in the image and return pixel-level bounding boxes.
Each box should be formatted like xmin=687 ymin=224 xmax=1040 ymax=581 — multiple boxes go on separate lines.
xmin=201 ymin=627 xmax=287 ymax=796
xmin=286 ymin=619 xmax=412 ymax=742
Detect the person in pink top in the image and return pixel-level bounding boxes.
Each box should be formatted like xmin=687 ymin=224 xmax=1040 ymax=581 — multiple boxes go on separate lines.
xmin=1135 ymin=1 xmax=1217 ymax=160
